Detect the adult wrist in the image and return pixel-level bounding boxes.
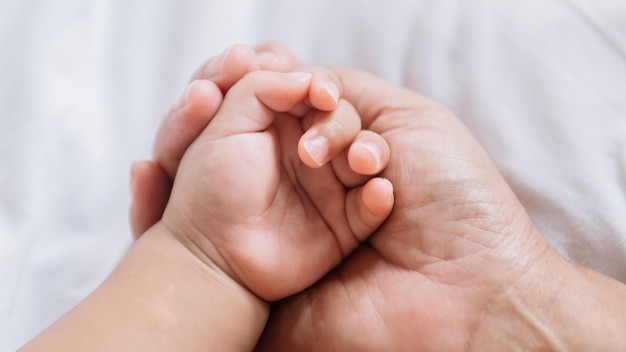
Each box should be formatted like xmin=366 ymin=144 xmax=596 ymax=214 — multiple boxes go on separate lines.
xmin=469 ymin=244 xmax=626 ymax=351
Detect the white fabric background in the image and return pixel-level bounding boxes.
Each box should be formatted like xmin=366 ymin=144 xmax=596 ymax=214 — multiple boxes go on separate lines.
xmin=1 ymin=0 xmax=624 ymax=349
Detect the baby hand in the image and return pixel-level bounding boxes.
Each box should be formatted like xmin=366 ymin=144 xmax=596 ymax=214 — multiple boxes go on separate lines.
xmin=161 ymin=70 xmax=394 ymax=301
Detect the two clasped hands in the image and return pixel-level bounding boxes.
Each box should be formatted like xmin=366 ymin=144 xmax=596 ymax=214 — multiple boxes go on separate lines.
xmin=23 ymin=43 xmax=626 ymax=351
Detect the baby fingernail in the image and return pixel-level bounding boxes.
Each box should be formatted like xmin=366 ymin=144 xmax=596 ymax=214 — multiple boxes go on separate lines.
xmin=304 ymin=136 xmax=329 ymax=166
xmin=324 ymin=82 xmax=340 ymax=105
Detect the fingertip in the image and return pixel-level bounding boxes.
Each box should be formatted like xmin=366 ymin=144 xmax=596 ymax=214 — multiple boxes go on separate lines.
xmin=167 ymin=79 xmax=221 ymax=119
xmin=184 ymin=79 xmax=223 ymax=115
xmin=218 ymin=44 xmax=260 ymax=88
xmin=346 ymin=177 xmax=394 ymax=242
xmin=309 ymin=73 xmax=342 ymax=111
xmin=155 ymin=80 xmax=222 ymax=178
xmin=192 ymin=44 xmax=260 ymax=89
xmin=348 ymin=131 xmax=390 ymax=175
xmin=321 ymin=81 xmax=340 ymax=109
xmin=297 ymin=98 xmax=362 ymax=170
xmin=255 ymin=41 xmax=300 ymax=72
xmin=362 ymin=177 xmax=394 ymax=218
xmin=349 ymin=142 xmax=382 ymax=175
xmin=129 ymin=160 xmax=156 ymax=198
xmin=129 ymin=160 xmax=171 ymax=241
xmin=299 ymin=135 xmax=329 ymax=168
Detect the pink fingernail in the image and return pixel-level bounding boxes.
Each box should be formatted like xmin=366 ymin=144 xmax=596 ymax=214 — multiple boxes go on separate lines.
xmin=304 ymin=136 xmax=329 ymax=166
xmin=324 ymin=82 xmax=340 ymax=105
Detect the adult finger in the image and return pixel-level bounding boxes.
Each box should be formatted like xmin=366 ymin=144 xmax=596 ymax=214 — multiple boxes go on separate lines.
xmin=156 ymin=43 xmax=302 ymax=179
xmin=191 ymin=43 xmax=300 ymax=90
xmin=345 ymin=177 xmax=395 ymax=242
xmin=153 ymin=79 xmax=223 ymax=178
xmin=333 ymin=67 xmax=435 ymax=129
xmin=255 ymin=41 xmax=301 ymax=72
xmin=204 ymin=71 xmax=313 ymax=137
xmin=156 ymin=43 xmax=302 ymax=178
xmin=190 ymin=44 xmax=260 ymax=89
xmin=135 ymin=43 xmax=301 ymax=239
xmin=347 ymin=131 xmax=390 ymax=176
xmin=129 ymin=161 xmax=171 ymax=239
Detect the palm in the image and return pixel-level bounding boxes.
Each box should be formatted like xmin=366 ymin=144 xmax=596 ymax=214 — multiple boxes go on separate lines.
xmin=257 ymin=85 xmax=547 ymax=350
xmin=166 ymin=107 xmax=371 ymax=301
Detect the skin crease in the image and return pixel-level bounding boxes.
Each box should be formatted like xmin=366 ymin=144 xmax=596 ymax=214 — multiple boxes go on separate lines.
xmin=159 ymin=70 xmax=394 ymax=302
xmin=130 ymin=44 xmax=626 ymax=351
xmin=130 ymin=44 xmax=390 ymax=239
xmin=255 ymin=69 xmax=550 ymax=351
xmin=21 ymin=67 xmax=395 ymax=352
xmin=257 ymin=69 xmax=626 ymax=351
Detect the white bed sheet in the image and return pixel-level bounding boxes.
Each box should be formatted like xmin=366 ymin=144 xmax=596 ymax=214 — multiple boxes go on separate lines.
xmin=1 ymin=0 xmax=624 ymax=349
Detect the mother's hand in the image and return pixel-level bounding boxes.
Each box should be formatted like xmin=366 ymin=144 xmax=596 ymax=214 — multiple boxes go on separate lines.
xmin=255 ymin=68 xmax=626 ymax=351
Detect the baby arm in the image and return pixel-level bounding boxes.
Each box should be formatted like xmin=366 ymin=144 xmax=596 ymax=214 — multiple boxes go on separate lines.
xmin=21 ymin=70 xmax=393 ymax=351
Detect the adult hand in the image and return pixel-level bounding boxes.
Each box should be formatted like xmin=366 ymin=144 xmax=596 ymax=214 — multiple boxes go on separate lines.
xmin=255 ymin=68 xmax=626 ymax=351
